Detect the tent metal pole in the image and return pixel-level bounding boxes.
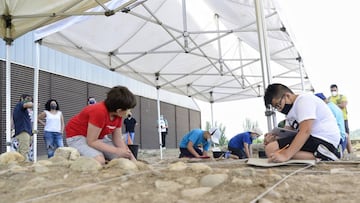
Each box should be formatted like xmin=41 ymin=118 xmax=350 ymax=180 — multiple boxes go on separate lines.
xmin=299 ymin=60 xmax=305 ymax=92
xmin=254 ymin=0 xmax=274 ymax=131
xmin=181 ymin=0 xmax=189 ymax=51
xmin=5 ymin=42 xmax=11 ymax=152
xmin=156 ymin=87 xmax=163 ymax=159
xmin=210 ymin=91 xmax=214 ymax=126
xmin=32 ymin=41 xmax=41 ymax=162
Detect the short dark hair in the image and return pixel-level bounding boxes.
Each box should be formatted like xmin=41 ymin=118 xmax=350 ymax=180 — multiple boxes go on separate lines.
xmin=19 ymin=94 xmax=31 ymax=102
xmin=45 ymin=99 xmax=60 ymax=111
xmin=264 ymin=83 xmax=293 ymax=107
xmin=104 ymin=86 xmax=136 ymax=112
xmin=330 ymin=84 xmax=337 ymax=89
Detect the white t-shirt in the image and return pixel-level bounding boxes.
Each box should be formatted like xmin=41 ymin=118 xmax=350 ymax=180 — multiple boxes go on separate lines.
xmin=285 ymin=93 xmax=340 ymax=147
xmin=159 ymin=119 xmax=167 ymax=132
xmin=44 ymin=110 xmax=62 ymax=133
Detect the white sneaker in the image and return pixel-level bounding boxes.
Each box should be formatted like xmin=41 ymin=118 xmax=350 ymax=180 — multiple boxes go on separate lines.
xmin=316 ymin=144 xmax=339 ymax=161
xmin=162 ymin=147 xmax=166 ymax=150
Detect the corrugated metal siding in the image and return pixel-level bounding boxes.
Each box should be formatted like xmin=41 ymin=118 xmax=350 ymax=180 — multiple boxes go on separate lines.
xmin=87 ymin=84 xmax=109 ymax=106
xmin=189 ymin=110 xmax=201 ymax=130
xmin=37 ymin=71 xmax=52 ymax=156
xmin=0 ymin=61 xmax=201 ymax=155
xmin=175 ymin=106 xmax=191 ymax=146
xmin=128 ymin=95 xmax=141 ymax=145
xmin=0 ymin=60 xmax=5 ymax=152
xmin=139 ymin=97 xmax=158 ymax=149
xmin=160 ymin=102 xmax=176 ymax=148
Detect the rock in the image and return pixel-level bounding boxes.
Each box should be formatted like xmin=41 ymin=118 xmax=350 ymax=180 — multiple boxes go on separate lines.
xmin=0 ymin=151 xmax=25 ymax=164
xmin=176 ymin=177 xmax=198 ymax=185
xmin=231 ymin=168 xmax=256 ymax=177
xmin=168 ymin=161 xmax=187 ymax=171
xmin=107 ymin=158 xmax=138 ymax=172
xmin=70 ymin=157 xmax=102 ymax=172
xmin=200 ymin=173 xmax=228 ymax=187
xmin=189 ymin=163 xmax=212 ymax=173
xmin=48 ymin=156 xmax=71 ymax=167
xmin=135 ymin=160 xmax=153 ymax=170
xmin=232 ymin=177 xmax=253 ymax=186
xmin=155 ymin=180 xmax=184 ymax=192
xmin=33 ymin=164 xmax=50 ymax=173
xmin=54 ymin=147 xmax=80 ymax=160
xmin=181 ymin=187 xmax=212 ymax=198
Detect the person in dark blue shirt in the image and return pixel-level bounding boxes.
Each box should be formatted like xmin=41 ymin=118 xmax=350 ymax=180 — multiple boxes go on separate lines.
xmin=228 ymin=128 xmax=262 ymax=159
xmin=13 ymin=94 xmax=33 ymax=160
xmin=123 ymin=112 xmax=137 ymax=144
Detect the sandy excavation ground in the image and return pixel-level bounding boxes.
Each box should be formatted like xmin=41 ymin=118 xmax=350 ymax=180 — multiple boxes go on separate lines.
xmin=1 ymin=145 xmax=360 ymax=203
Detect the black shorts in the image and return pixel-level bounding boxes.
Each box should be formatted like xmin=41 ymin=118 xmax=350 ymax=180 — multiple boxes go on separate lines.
xmin=277 ymin=135 xmax=340 ymax=161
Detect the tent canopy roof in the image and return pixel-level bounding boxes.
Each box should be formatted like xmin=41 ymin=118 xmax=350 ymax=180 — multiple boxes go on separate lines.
xmin=0 ymin=0 xmax=140 ymax=42
xmin=35 ymin=0 xmax=313 ymax=103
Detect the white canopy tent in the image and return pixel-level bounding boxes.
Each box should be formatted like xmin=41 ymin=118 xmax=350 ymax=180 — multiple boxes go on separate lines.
xmin=34 ymin=0 xmax=313 ymax=157
xmin=0 ymin=0 xmax=139 ymax=161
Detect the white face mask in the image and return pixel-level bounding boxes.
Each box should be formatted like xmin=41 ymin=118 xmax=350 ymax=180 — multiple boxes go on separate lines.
xmin=331 ymin=91 xmax=338 ymax=97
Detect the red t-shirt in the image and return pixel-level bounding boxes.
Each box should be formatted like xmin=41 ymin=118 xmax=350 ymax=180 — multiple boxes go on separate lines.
xmin=65 ymin=102 xmax=122 ymax=139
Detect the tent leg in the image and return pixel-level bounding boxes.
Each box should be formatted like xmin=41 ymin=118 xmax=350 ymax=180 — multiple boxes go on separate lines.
xmin=156 ymin=88 xmax=163 ymax=159
xmin=5 ymin=43 xmax=11 ymax=152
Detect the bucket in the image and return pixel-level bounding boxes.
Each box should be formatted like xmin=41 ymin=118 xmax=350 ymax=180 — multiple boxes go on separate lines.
xmin=212 ymin=151 xmax=225 ymax=158
xmin=128 ymin=144 xmax=139 ymax=159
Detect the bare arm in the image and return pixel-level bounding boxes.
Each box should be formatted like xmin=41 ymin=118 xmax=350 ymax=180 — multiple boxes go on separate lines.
xmin=270 ymin=119 xmax=313 ymax=162
xmin=244 ymin=142 xmax=251 ymax=158
xmin=187 ymin=141 xmax=201 ymax=158
xmin=60 ymin=113 xmax=65 ymax=133
xmin=38 ymin=111 xmax=46 ymax=126
xmin=86 ymin=123 xmax=132 ymax=159
xmin=112 ymin=127 xmax=135 ymax=160
xmin=339 ymin=100 xmax=347 ymax=109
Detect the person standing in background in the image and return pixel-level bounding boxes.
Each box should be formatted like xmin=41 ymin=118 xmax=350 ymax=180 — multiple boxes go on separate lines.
xmin=123 ymin=112 xmax=137 ymax=144
xmin=12 ymin=94 xmax=33 ymax=161
xmin=328 ymin=84 xmax=353 ymax=154
xmin=315 ymin=93 xmax=346 ymax=155
xmin=87 ymin=97 xmax=97 ymax=105
xmin=158 ymin=115 xmax=168 ymax=149
xmin=38 ymin=99 xmax=65 ymax=158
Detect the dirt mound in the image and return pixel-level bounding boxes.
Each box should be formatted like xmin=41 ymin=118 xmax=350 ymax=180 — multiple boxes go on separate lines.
xmin=1 ymin=149 xmax=360 ymax=203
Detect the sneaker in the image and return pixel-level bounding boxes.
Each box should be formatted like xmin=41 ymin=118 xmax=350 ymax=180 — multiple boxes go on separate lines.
xmin=315 ymin=144 xmax=339 ymax=161
xmin=338 ymin=144 xmax=343 ymax=160
xmin=162 ymin=147 xmax=166 ymax=150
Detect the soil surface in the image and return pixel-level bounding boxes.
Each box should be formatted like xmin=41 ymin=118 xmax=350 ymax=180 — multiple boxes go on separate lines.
xmin=2 ymin=145 xmax=360 ymax=203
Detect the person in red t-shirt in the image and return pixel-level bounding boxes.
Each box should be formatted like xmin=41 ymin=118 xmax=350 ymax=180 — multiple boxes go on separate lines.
xmin=66 ymin=86 xmax=137 ymax=164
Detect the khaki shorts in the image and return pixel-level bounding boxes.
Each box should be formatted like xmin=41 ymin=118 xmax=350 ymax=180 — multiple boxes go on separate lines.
xmin=66 ymin=135 xmax=118 ymax=160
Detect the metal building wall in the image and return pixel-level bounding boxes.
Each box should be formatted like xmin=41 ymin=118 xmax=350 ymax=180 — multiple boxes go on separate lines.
xmin=0 ymin=62 xmax=201 ymax=155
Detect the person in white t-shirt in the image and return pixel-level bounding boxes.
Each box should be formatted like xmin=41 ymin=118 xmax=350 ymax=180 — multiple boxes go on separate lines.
xmin=263 ymin=83 xmax=341 ymax=162
xmin=158 ymin=115 xmax=168 ymax=149
xmin=38 ymin=99 xmax=65 ymax=158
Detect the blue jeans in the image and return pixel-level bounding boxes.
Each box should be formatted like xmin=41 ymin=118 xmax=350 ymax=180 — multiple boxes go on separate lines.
xmin=44 ymin=131 xmax=64 ymax=158
xmin=126 ymin=132 xmax=135 ymax=144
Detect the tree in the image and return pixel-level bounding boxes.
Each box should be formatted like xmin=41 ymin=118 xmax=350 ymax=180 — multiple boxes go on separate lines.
xmin=243 ymin=118 xmax=259 ymax=131
xmin=243 ymin=118 xmax=263 ymax=144
xmin=205 ymin=121 xmax=228 ymax=146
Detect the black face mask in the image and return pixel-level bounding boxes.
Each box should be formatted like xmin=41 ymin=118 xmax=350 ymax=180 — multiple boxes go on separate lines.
xmin=280 ymin=103 xmax=293 ymax=115
xmin=50 ymin=104 xmax=57 ymax=110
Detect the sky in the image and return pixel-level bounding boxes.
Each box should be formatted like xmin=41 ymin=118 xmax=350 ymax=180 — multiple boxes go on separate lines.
xmin=197 ymin=0 xmax=360 ymax=139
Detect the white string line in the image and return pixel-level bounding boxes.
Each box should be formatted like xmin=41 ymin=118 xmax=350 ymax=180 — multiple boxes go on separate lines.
xmin=249 ymin=164 xmax=313 ymax=203
xmin=17 ymin=169 xmax=161 ymax=203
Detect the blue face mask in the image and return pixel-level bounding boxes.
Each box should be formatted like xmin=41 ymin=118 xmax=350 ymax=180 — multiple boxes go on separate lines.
xmin=281 ymin=103 xmax=293 ymax=115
